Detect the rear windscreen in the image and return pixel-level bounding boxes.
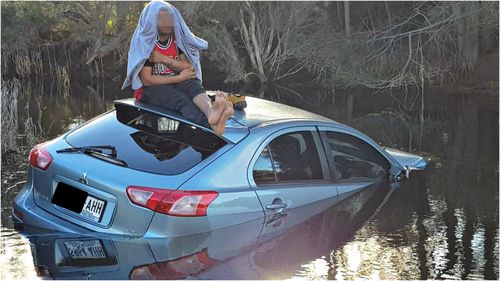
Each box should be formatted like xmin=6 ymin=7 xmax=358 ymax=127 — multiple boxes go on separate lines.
xmin=65 ymin=104 xmax=227 ymax=175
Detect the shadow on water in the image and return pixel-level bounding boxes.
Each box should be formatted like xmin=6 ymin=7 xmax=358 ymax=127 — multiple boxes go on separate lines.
xmin=1 ymin=81 xmax=498 ymax=279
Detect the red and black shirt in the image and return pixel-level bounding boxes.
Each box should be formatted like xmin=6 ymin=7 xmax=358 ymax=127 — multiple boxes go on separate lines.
xmin=134 ymin=34 xmax=184 ymax=100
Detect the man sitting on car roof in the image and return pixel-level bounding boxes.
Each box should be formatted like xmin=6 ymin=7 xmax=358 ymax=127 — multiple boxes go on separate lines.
xmin=122 ymin=0 xmax=244 ymax=136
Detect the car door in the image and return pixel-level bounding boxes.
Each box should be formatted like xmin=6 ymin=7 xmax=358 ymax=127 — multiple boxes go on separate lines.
xmin=248 ymin=126 xmax=337 ymax=227
xmin=317 ymin=126 xmax=392 ymax=201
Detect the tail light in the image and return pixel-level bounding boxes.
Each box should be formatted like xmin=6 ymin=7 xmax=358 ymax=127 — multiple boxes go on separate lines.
xmin=36 ymin=265 xmax=53 ymax=279
xmin=13 ymin=207 xmax=24 ymax=220
xmin=129 ymin=250 xmax=217 ymax=280
xmin=126 ymin=186 xmax=218 ymax=217
xmin=29 ymin=144 xmax=53 ymax=170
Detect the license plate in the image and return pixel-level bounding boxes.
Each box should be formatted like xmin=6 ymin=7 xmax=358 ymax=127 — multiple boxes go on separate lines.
xmin=64 ymin=239 xmax=107 ymax=259
xmin=80 ymin=195 xmax=106 ymax=222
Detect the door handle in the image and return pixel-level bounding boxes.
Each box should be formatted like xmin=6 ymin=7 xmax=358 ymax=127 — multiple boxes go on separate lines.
xmin=266 ymin=203 xmax=287 ymax=210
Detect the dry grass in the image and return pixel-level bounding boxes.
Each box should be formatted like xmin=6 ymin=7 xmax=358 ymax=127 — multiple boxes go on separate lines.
xmin=1 ymin=79 xmax=20 ymax=152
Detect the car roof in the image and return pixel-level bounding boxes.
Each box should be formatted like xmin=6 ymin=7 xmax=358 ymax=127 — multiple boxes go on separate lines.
xmin=230 ymin=96 xmax=333 ymax=127
xmin=113 ymin=95 xmax=337 ymax=142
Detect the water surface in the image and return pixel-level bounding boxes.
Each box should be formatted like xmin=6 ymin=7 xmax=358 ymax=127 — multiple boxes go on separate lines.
xmin=1 ymin=83 xmax=498 ymax=279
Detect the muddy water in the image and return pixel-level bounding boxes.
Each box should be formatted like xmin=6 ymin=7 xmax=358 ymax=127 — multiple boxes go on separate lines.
xmin=1 ymin=84 xmax=498 ymax=280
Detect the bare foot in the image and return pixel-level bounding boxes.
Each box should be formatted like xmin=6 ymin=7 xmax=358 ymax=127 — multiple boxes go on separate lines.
xmin=213 ymin=102 xmax=234 ymax=136
xmin=208 ymin=94 xmax=226 ymax=125
xmin=216 ymin=90 xmax=229 ymax=100
xmin=210 ymin=124 xmax=219 ymax=134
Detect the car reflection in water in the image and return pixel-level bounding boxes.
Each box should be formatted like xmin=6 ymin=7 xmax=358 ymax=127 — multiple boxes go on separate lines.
xmin=20 ymin=182 xmax=394 ymax=280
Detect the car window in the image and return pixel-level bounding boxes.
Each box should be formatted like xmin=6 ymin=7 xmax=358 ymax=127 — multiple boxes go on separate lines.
xmin=253 ymin=131 xmax=324 ymax=185
xmin=253 ymin=146 xmax=276 ymax=185
xmin=322 ymin=131 xmax=390 ymax=181
xmin=65 ymin=104 xmax=227 ymax=175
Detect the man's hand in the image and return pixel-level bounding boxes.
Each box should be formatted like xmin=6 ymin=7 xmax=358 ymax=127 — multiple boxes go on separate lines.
xmin=149 ymin=50 xmax=169 ymax=64
xmin=177 ymin=67 xmax=196 ymax=82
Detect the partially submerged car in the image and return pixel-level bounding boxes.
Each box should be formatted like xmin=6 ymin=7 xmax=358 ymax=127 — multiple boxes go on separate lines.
xmin=25 ymin=182 xmax=391 ymax=280
xmin=13 ymin=93 xmax=427 ymax=237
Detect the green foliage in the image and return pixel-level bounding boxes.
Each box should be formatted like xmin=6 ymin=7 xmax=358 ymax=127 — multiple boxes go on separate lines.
xmin=1 ymin=1 xmax=143 ymax=68
xmin=1 ymin=2 xmax=64 ymax=54
xmin=1 ymin=1 xmax=497 ymax=96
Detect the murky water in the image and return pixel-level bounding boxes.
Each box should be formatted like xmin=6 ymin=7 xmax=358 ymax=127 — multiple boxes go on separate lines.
xmin=1 ymin=83 xmax=498 ymax=279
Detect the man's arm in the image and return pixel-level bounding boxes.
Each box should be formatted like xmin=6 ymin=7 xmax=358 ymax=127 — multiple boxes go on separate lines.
xmin=149 ymin=51 xmax=192 ymax=73
xmin=139 ymin=66 xmax=181 ymax=86
xmin=139 ymin=65 xmax=196 ymax=86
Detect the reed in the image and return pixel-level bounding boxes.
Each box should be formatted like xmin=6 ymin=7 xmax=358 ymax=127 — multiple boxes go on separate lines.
xmin=1 ymin=79 xmax=20 ymax=152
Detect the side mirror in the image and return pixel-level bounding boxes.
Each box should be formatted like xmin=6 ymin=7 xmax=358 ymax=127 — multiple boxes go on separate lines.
xmin=391 ymin=168 xmax=409 ymax=182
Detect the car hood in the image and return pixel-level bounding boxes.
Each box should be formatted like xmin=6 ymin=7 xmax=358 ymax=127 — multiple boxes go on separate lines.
xmin=384 ymin=147 xmax=428 ymax=171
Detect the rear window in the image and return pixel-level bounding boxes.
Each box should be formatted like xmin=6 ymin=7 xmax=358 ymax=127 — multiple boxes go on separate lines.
xmin=65 ymin=104 xmax=227 ymax=175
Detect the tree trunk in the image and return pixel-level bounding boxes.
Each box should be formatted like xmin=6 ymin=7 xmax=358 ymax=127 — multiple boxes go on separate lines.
xmin=455 ymin=3 xmax=480 ymax=72
xmin=344 ymin=1 xmax=354 ymax=122
xmin=344 ymin=1 xmax=351 ymax=40
xmin=346 ymin=91 xmax=354 ymax=121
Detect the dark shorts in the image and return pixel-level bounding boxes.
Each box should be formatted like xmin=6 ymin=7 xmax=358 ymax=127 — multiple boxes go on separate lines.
xmin=141 ymin=79 xmax=210 ymax=129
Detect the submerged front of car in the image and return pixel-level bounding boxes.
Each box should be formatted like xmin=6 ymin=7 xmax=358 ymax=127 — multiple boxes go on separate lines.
xmin=13 ymin=100 xmax=258 ymax=237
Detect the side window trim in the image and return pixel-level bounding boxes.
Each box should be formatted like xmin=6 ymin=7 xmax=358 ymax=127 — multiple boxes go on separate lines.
xmin=255 ymin=180 xmax=337 ymax=189
xmin=316 ymin=128 xmax=337 ymax=182
xmin=266 ymin=145 xmax=279 ymax=183
xmin=311 ymin=129 xmax=332 ymax=181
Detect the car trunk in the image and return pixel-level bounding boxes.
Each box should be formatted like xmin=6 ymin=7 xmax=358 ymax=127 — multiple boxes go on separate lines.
xmin=32 ymin=103 xmax=231 ymax=236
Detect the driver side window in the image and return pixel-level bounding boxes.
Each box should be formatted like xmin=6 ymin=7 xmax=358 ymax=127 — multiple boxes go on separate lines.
xmin=321 ymin=131 xmax=390 ymax=181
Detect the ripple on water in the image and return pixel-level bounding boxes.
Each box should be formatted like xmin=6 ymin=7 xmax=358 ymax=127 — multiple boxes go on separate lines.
xmin=0 ymin=228 xmax=39 ymax=280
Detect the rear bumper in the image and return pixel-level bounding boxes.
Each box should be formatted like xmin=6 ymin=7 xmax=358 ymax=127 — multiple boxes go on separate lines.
xmin=12 ymin=182 xmax=93 ymax=235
